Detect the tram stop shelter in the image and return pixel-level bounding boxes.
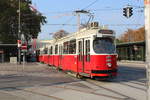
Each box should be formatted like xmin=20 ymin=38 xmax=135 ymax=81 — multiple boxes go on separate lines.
xmin=116 ymin=41 xmax=145 ymax=61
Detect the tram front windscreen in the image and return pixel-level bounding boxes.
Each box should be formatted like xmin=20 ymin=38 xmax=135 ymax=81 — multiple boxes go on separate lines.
xmin=93 ymin=37 xmax=115 ymax=54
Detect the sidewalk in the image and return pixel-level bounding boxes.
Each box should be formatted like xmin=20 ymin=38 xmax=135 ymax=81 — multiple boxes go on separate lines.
xmin=117 ymin=61 xmax=146 ymax=68
xmin=118 ymin=60 xmax=145 ymax=64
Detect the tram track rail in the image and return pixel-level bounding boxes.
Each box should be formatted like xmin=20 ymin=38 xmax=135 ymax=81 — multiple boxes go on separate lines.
xmin=23 ymin=65 xmax=145 ymax=100
xmin=66 ymin=73 xmax=135 ymax=100
xmin=0 ymin=87 xmax=63 ymax=100
xmin=53 ymin=85 xmax=124 ymax=100
xmin=0 ymin=84 xmax=124 ymax=100
xmin=22 ymin=88 xmax=63 ymax=100
xmin=85 ymin=79 xmax=136 ymax=100
xmin=63 ymin=67 xmax=145 ymax=100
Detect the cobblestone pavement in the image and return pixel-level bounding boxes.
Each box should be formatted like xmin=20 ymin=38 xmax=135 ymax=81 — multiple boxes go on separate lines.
xmin=0 ymin=62 xmax=147 ymax=100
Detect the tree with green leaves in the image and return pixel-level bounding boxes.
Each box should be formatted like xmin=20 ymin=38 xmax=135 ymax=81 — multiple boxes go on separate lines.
xmin=0 ymin=0 xmax=46 ymax=44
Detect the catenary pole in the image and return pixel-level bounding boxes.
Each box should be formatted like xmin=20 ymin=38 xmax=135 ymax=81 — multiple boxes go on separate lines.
xmin=77 ymin=13 xmax=80 ymax=31
xmin=18 ymin=0 xmax=21 ymax=64
xmin=74 ymin=10 xmax=89 ymax=31
xmin=144 ymin=0 xmax=150 ymax=100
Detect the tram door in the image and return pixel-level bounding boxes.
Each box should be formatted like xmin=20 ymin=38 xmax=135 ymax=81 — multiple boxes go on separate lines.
xmin=77 ymin=39 xmax=84 ymax=72
xmin=84 ymin=39 xmax=91 ymax=73
xmin=77 ymin=38 xmax=91 ymax=73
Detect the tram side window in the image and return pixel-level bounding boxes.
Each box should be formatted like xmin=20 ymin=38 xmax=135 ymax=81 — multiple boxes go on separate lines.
xmin=59 ymin=45 xmax=61 ymax=54
xmin=50 ymin=46 xmax=53 ymax=54
xmin=55 ymin=45 xmax=58 ymax=54
xmin=48 ymin=48 xmax=51 ymax=55
xmin=69 ymin=40 xmax=76 ymax=54
xmin=36 ymin=50 xmax=40 ymax=55
xmin=44 ymin=48 xmax=48 ymax=54
xmin=60 ymin=45 xmax=63 ymax=55
xmin=85 ymin=40 xmax=90 ymax=62
xmin=63 ymin=42 xmax=69 ymax=54
xmin=40 ymin=51 xmax=43 ymax=55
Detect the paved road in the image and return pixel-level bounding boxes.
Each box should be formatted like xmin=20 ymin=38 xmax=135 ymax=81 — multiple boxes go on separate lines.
xmin=0 ymin=62 xmax=146 ymax=100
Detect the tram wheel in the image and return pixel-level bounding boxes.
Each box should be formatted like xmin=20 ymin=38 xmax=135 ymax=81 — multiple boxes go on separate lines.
xmin=76 ymin=74 xmax=83 ymax=79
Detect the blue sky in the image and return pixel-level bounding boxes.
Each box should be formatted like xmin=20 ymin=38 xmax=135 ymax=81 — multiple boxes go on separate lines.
xmin=32 ymin=0 xmax=144 ymax=40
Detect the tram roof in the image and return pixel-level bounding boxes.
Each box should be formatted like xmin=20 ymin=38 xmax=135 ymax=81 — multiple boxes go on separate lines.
xmin=42 ymin=25 xmax=115 ymax=46
xmin=55 ymin=27 xmax=110 ymax=43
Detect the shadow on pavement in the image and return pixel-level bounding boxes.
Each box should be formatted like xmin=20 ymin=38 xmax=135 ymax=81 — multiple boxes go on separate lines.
xmin=0 ymin=69 xmax=81 ymax=92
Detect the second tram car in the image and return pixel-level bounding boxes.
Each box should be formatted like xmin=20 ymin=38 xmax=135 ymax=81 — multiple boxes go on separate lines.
xmin=39 ymin=22 xmax=117 ymax=79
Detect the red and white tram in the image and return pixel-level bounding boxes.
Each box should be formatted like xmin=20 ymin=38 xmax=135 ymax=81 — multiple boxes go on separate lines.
xmin=39 ymin=22 xmax=117 ymax=79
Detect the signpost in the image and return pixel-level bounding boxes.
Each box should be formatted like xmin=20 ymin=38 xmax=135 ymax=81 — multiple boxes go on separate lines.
xmin=21 ymin=43 xmax=27 ymax=70
xmin=20 ymin=34 xmax=27 ymax=72
xmin=21 ymin=44 xmax=27 ymax=52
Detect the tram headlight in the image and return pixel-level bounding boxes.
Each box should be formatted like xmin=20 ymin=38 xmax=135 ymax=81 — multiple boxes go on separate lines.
xmin=106 ymin=59 xmax=111 ymax=62
xmin=106 ymin=56 xmax=111 ymax=59
xmin=107 ymin=63 xmax=112 ymax=67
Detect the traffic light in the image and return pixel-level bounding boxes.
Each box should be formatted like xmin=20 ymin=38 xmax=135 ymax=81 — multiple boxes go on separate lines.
xmin=123 ymin=7 xmax=127 ymax=17
xmin=128 ymin=7 xmax=133 ymax=17
xmin=123 ymin=6 xmax=133 ymax=18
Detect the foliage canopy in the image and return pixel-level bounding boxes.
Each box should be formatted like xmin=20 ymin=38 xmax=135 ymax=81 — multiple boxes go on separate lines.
xmin=0 ymin=0 xmax=47 ymax=44
xmin=53 ymin=29 xmax=69 ymax=40
xmin=117 ymin=27 xmax=145 ymax=43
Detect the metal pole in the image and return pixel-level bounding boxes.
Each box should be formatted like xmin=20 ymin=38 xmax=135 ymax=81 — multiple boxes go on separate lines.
xmin=18 ymin=0 xmax=21 ymax=64
xmin=75 ymin=10 xmax=89 ymax=31
xmin=144 ymin=0 xmax=150 ymax=100
xmin=22 ymin=52 xmax=25 ymax=72
xmin=77 ymin=13 xmax=80 ymax=31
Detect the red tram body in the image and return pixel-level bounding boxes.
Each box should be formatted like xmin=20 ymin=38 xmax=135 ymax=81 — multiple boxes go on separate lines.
xmin=39 ymin=22 xmax=118 ymax=79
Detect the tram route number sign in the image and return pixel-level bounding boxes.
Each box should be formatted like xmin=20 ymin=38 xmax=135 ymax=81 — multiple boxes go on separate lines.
xmin=99 ymin=30 xmax=113 ymax=34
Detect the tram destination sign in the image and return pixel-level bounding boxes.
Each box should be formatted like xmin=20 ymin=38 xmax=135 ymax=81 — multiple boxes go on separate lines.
xmin=99 ymin=30 xmax=113 ymax=34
